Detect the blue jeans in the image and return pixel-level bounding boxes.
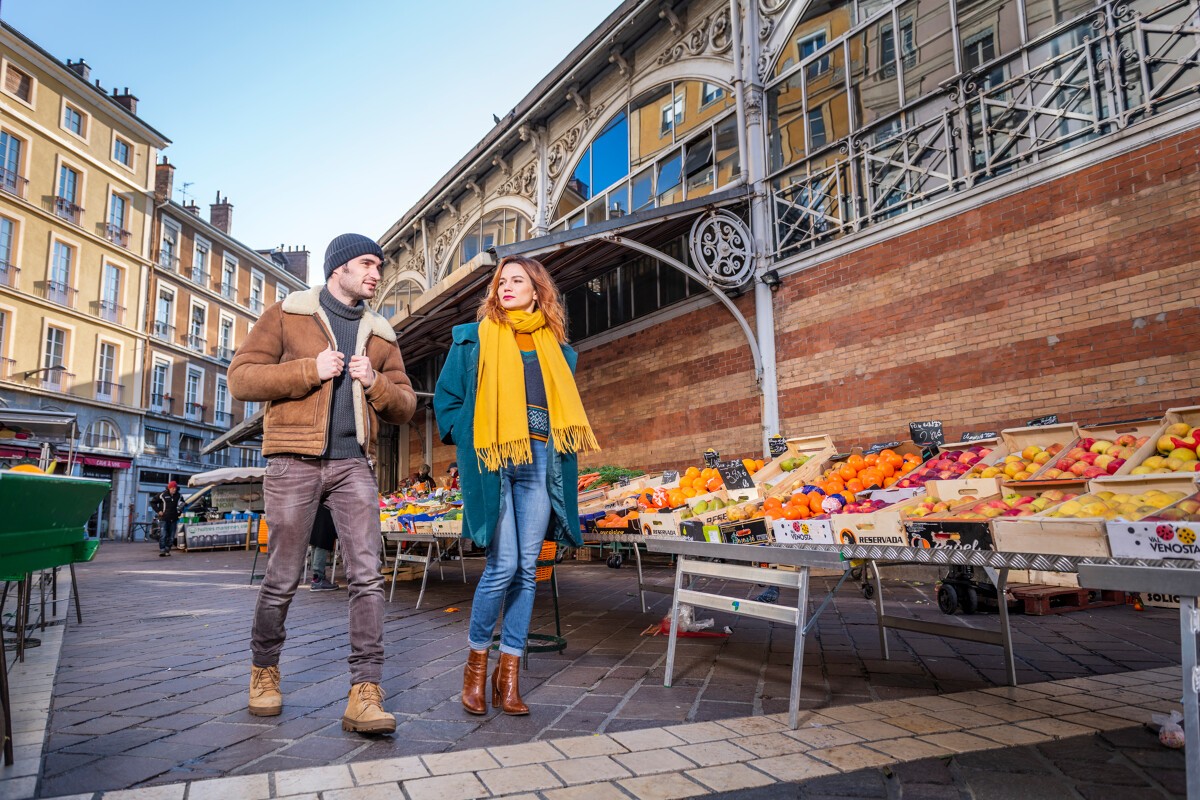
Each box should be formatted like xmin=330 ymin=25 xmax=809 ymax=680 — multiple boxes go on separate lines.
xmin=468 ymin=440 xmax=551 ymax=657
xmin=160 ymin=518 xmax=177 ymax=552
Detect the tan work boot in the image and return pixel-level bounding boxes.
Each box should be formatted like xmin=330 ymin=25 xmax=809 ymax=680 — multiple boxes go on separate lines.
xmin=248 ymin=665 xmax=282 ymax=716
xmin=342 ymin=682 xmax=396 ymax=734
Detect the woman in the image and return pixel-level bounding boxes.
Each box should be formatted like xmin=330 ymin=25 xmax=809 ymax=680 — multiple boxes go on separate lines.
xmin=434 ymin=255 xmax=596 ymax=715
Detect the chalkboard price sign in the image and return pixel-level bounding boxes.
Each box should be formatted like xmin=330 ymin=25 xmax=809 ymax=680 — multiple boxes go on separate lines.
xmin=909 ymin=420 xmax=945 ymax=446
xmin=865 ymin=441 xmax=901 ymax=456
xmin=768 ymin=435 xmax=788 ymax=458
xmin=618 ymin=476 xmax=631 ymax=487
xmin=662 ymin=470 xmax=680 ymax=484
xmin=1027 ymin=414 xmax=1059 ymax=427
xmin=961 ymin=431 xmax=999 ymax=442
xmin=703 ymin=448 xmax=720 ymax=468
xmin=715 ymin=459 xmax=755 ymax=491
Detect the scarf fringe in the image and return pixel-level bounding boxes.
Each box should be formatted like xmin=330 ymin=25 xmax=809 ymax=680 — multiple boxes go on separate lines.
xmin=553 ymin=425 xmax=600 ymax=455
xmin=475 ymin=439 xmax=533 ymax=473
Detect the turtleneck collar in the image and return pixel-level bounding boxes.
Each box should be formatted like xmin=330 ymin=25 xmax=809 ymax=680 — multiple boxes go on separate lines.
xmin=320 ymin=287 xmax=364 ymax=320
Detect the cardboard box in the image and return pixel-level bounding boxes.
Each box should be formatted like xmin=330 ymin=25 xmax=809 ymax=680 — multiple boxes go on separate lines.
xmin=431 ymin=519 xmax=463 ymax=536
xmin=760 ymin=435 xmax=839 ymax=498
xmin=926 ymin=478 xmax=1003 ymax=502
xmin=711 ymin=518 xmax=771 ymax=545
xmin=861 ymin=486 xmax=924 ymax=504
xmin=1106 ymin=518 xmax=1200 ymax=560
xmin=1109 ymin=406 xmax=1200 ymax=480
xmin=832 ymin=496 xmax=922 ymax=546
xmin=903 ymin=484 xmax=1052 ymax=551
xmin=773 ymin=517 xmax=836 ymax=545
xmin=1033 ymin=419 xmax=1163 ymax=482
xmin=681 ymin=518 xmax=724 ymax=543
xmin=637 ymin=488 xmax=760 ymax=536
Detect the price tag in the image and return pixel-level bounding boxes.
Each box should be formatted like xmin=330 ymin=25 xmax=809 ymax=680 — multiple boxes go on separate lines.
xmin=961 ymin=431 xmax=998 ymax=442
xmin=662 ymin=470 xmax=680 ymax=484
xmin=864 ymin=441 xmax=901 ymax=456
xmin=768 ymin=435 xmax=788 ymax=458
xmin=618 ymin=476 xmax=631 ymax=487
xmin=908 ymin=420 xmax=945 ymax=446
xmin=715 ymin=459 xmax=755 ymax=490
xmin=703 ymin=448 xmax=720 ymax=468
xmin=1027 ymin=414 xmax=1059 ymax=427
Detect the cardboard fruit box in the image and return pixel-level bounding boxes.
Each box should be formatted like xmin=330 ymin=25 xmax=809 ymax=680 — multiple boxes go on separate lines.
xmin=831 ymin=496 xmax=923 ymax=547
xmin=1033 ymin=419 xmax=1163 ymax=483
xmin=904 ymin=484 xmax=1068 ymax=551
xmin=1110 ymin=405 xmax=1200 ymax=480
xmin=760 ymin=435 xmax=839 ymax=499
xmin=638 ymin=487 xmax=758 ymax=536
xmin=991 ymin=422 xmax=1081 ymax=484
xmin=772 ymin=517 xmax=836 ymax=545
xmin=1105 ymin=479 xmax=1200 ymax=560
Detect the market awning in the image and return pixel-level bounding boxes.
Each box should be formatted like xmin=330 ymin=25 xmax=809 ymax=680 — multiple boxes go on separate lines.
xmin=202 ymin=408 xmax=264 ymax=455
xmin=187 ymin=466 xmax=266 ymax=487
xmin=390 ymin=186 xmax=750 ymax=365
xmin=0 ymin=407 xmax=78 ymax=441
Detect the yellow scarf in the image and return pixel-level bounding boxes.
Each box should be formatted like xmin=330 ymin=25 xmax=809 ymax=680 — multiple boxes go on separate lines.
xmin=474 ymin=310 xmax=599 ymax=471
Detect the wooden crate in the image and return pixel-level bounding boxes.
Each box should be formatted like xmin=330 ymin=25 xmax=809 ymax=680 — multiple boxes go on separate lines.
xmin=1110 ymin=405 xmax=1200 ymax=480
xmin=761 ymin=436 xmax=839 ymax=499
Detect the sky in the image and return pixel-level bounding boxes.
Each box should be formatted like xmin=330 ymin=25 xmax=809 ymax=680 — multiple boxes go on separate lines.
xmin=0 ymin=0 xmax=618 ymax=284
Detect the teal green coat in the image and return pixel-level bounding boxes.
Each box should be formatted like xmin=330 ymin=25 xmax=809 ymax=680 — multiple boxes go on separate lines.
xmin=433 ymin=322 xmax=583 ymax=549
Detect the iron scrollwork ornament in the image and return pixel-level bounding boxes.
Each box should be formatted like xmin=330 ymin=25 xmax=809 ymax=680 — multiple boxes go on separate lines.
xmin=689 ymin=211 xmax=754 ymax=288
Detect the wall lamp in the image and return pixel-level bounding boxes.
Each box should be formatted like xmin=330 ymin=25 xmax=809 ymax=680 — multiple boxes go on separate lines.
xmin=760 ymin=269 xmax=782 ymax=292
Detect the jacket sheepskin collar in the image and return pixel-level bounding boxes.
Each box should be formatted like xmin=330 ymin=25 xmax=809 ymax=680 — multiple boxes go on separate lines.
xmin=281 ymin=287 xmax=397 ymax=345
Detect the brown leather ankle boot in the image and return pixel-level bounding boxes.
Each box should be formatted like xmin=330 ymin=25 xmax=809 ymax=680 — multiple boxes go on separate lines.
xmin=462 ymin=649 xmax=489 ymax=715
xmin=492 ymin=652 xmax=528 ymax=715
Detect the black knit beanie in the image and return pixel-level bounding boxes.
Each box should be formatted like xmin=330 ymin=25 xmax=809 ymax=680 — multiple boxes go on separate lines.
xmin=324 ymin=233 xmax=384 ymax=280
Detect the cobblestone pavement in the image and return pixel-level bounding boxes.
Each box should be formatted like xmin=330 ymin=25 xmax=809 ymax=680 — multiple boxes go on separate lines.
xmin=28 ymin=542 xmax=1184 ymax=796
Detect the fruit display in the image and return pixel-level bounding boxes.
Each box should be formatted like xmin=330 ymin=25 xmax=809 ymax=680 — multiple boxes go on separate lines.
xmin=1044 ymin=489 xmax=1190 ymax=520
xmin=1129 ymin=423 xmax=1200 ymax=474
xmin=775 ymin=455 xmax=810 ymax=473
xmin=595 ymin=509 xmax=640 ymax=528
xmin=938 ymin=488 xmax=1078 ymax=519
xmin=894 ymin=445 xmax=992 ymax=489
xmin=967 ymin=445 xmax=1064 ymax=481
xmin=677 ymin=467 xmax=725 ymax=497
xmin=902 ymin=494 xmax=976 ymax=518
xmin=1144 ymin=492 xmax=1200 ymax=522
xmin=1043 ymin=434 xmax=1149 ymax=479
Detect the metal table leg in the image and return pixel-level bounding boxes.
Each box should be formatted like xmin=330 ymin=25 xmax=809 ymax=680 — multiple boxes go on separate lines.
xmin=983 ymin=566 xmax=1016 ymax=686
xmin=870 ymin=561 xmax=889 ymax=659
xmin=633 ymin=541 xmax=647 ymax=613
xmin=663 ymin=556 xmax=685 ymax=689
xmin=457 ymin=538 xmax=467 ymax=584
xmin=789 ymin=566 xmax=811 ymax=730
xmin=1181 ymin=597 xmax=1200 ymax=798
xmin=413 ymin=539 xmax=436 ymax=610
xmin=0 ymin=592 xmax=10 ymax=767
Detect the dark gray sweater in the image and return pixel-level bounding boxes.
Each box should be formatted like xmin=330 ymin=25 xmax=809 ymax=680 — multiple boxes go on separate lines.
xmin=320 ymin=288 xmax=365 ymax=460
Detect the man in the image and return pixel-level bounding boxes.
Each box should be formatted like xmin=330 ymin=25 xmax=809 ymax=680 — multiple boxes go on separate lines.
xmin=150 ymin=480 xmax=184 ymax=557
xmin=229 ymin=233 xmax=416 ymax=734
xmin=310 ymin=504 xmax=338 ymax=592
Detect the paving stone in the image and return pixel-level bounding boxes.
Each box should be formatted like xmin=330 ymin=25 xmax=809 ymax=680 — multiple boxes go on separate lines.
xmin=476 ymin=763 xmax=563 ymax=795
xmin=401 ymin=772 xmax=489 ymax=800
xmin=609 ymin=726 xmax=687 ymax=751
xmin=784 ymin=725 xmax=864 ymax=749
xmin=272 ymin=765 xmax=354 ymax=797
xmin=685 ymin=762 xmax=776 ymax=792
xmin=547 ymin=754 xmax=632 ymax=784
xmin=672 ymin=740 xmax=754 ymax=767
xmin=349 ymin=755 xmax=429 ymax=784
xmin=323 ymin=785 xmax=405 ymax=800
xmin=748 ymin=752 xmax=839 ymax=782
xmin=615 ymin=747 xmax=699 ymax=776
xmin=421 ymin=748 xmax=500 ymax=775
xmin=863 ymin=736 xmax=951 ymax=760
xmin=548 ymin=733 xmax=626 ymax=757
xmin=186 ymin=774 xmax=270 ymax=800
xmin=617 ymin=772 xmax=709 ymax=800
xmin=809 ymin=743 xmax=896 ymax=771
xmin=543 ymin=782 xmax=631 ymax=800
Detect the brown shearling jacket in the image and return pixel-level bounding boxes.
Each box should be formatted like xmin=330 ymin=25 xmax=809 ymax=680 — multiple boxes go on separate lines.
xmin=228 ymin=287 xmax=416 ymax=464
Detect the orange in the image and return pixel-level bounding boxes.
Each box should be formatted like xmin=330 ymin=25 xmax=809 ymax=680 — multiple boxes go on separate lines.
xmin=682 ymin=488 xmax=698 ymax=498
xmin=885 ymin=452 xmax=904 ymax=469
xmin=685 ymin=466 xmax=700 ymax=479
xmin=847 ymin=454 xmax=865 ymax=470
xmin=846 ymin=478 xmax=864 ymax=493
xmin=783 ymin=506 xmax=804 ymax=520
xmin=705 ymin=476 xmax=723 ymax=492
xmin=859 ymin=469 xmax=881 ymax=488
xmin=884 ymin=475 xmax=898 ymax=487
xmin=755 ymin=459 xmax=765 ymax=472
xmin=904 ymin=453 xmax=921 ymax=463
xmin=878 ymin=462 xmax=895 ymax=478
xmin=864 ymin=453 xmax=879 ymax=467
xmin=838 ymin=464 xmax=857 ymax=481
xmin=900 ymin=462 xmax=916 ymax=474
xmin=808 ymin=492 xmax=826 ymax=513
xmin=879 ymin=449 xmax=898 ymax=461
xmin=742 ymin=458 xmax=757 ymax=474
xmin=667 ymin=489 xmax=686 ymax=507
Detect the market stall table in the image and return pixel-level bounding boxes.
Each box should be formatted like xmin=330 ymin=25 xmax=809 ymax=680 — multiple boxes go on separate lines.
xmin=587 ymin=531 xmax=675 ymax=613
xmin=382 ymin=529 xmax=467 ymax=608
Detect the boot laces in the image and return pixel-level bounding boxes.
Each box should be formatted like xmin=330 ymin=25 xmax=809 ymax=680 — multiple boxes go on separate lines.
xmin=357 ymin=683 xmax=384 ymax=707
xmin=252 ymin=667 xmax=280 ymax=692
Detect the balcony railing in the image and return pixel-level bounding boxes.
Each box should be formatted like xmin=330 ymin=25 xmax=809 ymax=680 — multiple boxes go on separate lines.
xmin=40 ymin=367 xmax=73 ymax=392
xmin=41 ymin=280 xmax=77 ymax=308
xmin=104 ymin=224 xmax=131 ymax=248
xmin=215 ymin=345 xmax=235 ymax=363
xmin=95 ymin=380 xmax=124 ymax=403
xmin=144 ymin=439 xmax=169 ymax=455
xmin=248 ymin=297 xmax=263 ymax=314
xmin=0 ymin=167 xmax=28 ymax=200
xmin=179 ymin=448 xmax=202 ymax=464
xmin=53 ymin=196 xmax=83 ymax=226
xmin=220 ymin=281 xmax=237 ymax=300
xmin=0 ymin=357 xmax=14 ymax=379
xmin=150 ymin=393 xmax=173 ymax=413
xmin=214 ymin=410 xmax=233 ymax=427
xmin=184 ymin=402 xmax=206 ymax=421
xmin=207 ymin=449 xmax=230 ymax=467
xmin=186 ymin=333 xmax=207 ymax=353
xmin=97 ymin=299 xmax=125 ymax=324
xmin=0 ymin=260 xmax=18 ymax=288
xmin=191 ymin=267 xmax=210 ymax=285
xmin=157 ymin=250 xmax=180 ymax=271
xmin=151 ymin=320 xmax=175 ymax=342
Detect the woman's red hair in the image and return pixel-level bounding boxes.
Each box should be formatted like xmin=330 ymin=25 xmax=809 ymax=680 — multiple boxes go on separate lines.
xmin=477 ymin=256 xmax=568 ymax=343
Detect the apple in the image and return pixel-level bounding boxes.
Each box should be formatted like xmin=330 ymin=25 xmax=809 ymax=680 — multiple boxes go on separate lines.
xmin=1158 ymin=435 xmax=1177 ymax=454
xmin=1015 ymin=496 xmax=1035 ymax=505
xmin=1057 ymin=458 xmax=1077 ymax=470
xmin=1022 ymin=446 xmax=1043 ymax=461
xmin=1135 ymin=436 xmax=1150 ymax=448
xmin=1033 ymin=451 xmax=1052 ymax=464
xmin=1013 ymin=471 xmax=1033 ymax=480
xmin=1083 ymin=466 xmax=1106 ymax=479
xmin=1090 ymin=440 xmax=1113 ymax=454
xmin=1046 ymin=443 xmax=1065 ymax=457
xmin=1070 ymin=462 xmax=1090 ymax=476
xmin=1041 ymin=468 xmax=1064 ymax=479
xmin=1094 ymin=454 xmax=1115 ymax=469
xmin=1080 ymin=452 xmax=1099 ymax=466
xmin=1167 ymin=423 xmax=1192 ymax=437
xmin=1079 ymin=438 xmax=1096 ymax=451
xmin=1115 ymin=434 xmax=1137 ymax=447
xmin=1106 ymin=459 xmax=1126 ymax=475
xmin=1067 ymin=447 xmax=1088 ymax=461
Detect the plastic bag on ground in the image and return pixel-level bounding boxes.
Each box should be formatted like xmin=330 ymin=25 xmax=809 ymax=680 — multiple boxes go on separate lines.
xmin=1151 ymin=710 xmax=1185 ymax=749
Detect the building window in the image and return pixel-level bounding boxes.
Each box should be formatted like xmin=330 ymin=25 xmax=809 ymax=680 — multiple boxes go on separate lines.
xmin=179 ymin=434 xmax=202 ymax=462
xmin=218 ymin=315 xmax=235 ymax=362
xmin=215 ymin=377 xmax=230 ymax=426
xmin=153 ymin=288 xmax=174 ymax=341
xmin=456 ymin=208 xmax=530 ymax=269
xmin=701 ymin=82 xmax=724 ymax=105
xmin=145 ymin=426 xmax=169 ymax=454
xmin=150 ymin=361 xmax=170 ymax=410
xmin=807 ymin=108 xmax=827 ymax=149
xmin=192 ymin=238 xmax=210 ymax=285
xmin=159 ymin=223 xmax=179 ymax=269
xmin=112 ymin=137 xmax=132 ymax=168
xmin=96 ymin=343 xmax=119 ymax=402
xmin=0 ymin=309 xmax=11 ymax=379
xmin=660 ymin=94 xmax=685 ymax=136
xmin=42 ymin=325 xmax=68 ymax=391
xmin=55 ymin=165 xmax=82 ymax=225
xmin=100 ymin=262 xmax=123 ymax=324
xmin=62 ymin=102 xmax=87 ymax=138
xmin=47 ymin=241 xmax=74 ymax=307
xmin=3 ymin=63 xmax=33 ymax=104
xmin=188 ymin=304 xmax=206 ymax=352
xmin=799 ymin=31 xmax=829 ymax=77
xmin=85 ymin=419 xmax=121 ymax=450
xmin=276 ymin=284 xmax=289 ymax=303
xmin=244 ymin=400 xmax=260 ymax=418
xmin=106 ymin=193 xmax=129 ymax=247
xmin=221 ymin=256 xmax=237 ymax=299
xmin=0 ymin=215 xmax=17 ymax=288
xmin=184 ymin=368 xmax=204 ymax=421
xmin=249 ymin=272 xmax=264 ymax=313
xmin=0 ymin=131 xmax=26 ymax=199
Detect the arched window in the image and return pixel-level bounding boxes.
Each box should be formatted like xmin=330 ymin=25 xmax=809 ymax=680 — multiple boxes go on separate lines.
xmin=456 ymin=208 xmax=531 ymax=270
xmin=84 ymin=418 xmax=121 ymax=450
xmin=552 ymin=79 xmax=738 ymax=228
xmin=377 ymin=278 xmax=424 ymax=319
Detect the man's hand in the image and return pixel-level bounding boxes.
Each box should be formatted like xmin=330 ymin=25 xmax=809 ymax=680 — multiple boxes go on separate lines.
xmin=348 ymin=355 xmax=375 ymax=388
xmin=316 ymin=346 xmax=345 ymax=381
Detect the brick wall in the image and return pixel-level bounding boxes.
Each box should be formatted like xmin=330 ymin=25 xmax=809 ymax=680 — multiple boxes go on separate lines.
xmin=568 ymin=126 xmax=1200 ymax=470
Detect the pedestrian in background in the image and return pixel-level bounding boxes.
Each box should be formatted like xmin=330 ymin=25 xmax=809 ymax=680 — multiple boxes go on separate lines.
xmin=229 ymin=233 xmax=416 ymax=734
xmin=151 ymin=480 xmax=184 ymax=558
xmin=310 ymin=504 xmax=339 ymax=591
xmin=434 ymin=255 xmax=595 ymax=716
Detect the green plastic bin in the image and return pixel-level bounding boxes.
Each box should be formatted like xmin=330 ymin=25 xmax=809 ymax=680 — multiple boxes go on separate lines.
xmin=0 ymin=471 xmax=111 ymax=577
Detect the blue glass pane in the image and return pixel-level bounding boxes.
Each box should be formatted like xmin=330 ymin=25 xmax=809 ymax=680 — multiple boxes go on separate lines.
xmin=571 ymin=149 xmax=592 ymax=201
xmin=590 ymin=112 xmax=629 ymax=194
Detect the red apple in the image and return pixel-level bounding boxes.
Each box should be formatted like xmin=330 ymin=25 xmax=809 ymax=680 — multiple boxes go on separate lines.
xmin=1079 ymin=438 xmax=1096 ymax=451
xmin=1057 ymin=458 xmax=1077 ymax=470
xmin=1115 ymin=434 xmax=1137 ymax=447
xmin=1070 ymin=462 xmax=1090 ymax=476
xmin=1083 ymin=466 xmax=1106 ymax=479
xmin=1080 ymin=452 xmax=1099 ymax=466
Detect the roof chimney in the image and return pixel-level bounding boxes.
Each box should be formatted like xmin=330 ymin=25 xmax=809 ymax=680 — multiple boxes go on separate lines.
xmin=210 ymin=192 xmax=233 ymax=234
xmin=183 ymin=202 xmax=201 ymax=216
xmin=65 ymin=59 xmax=90 ymax=82
xmin=113 ymin=86 xmax=138 ymax=115
xmin=154 ymin=157 xmax=175 ymax=203
xmin=280 ymin=247 xmax=310 ymax=283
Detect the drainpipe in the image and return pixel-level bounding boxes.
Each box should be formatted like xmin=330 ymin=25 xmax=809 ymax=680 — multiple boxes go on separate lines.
xmin=732 ymin=0 xmax=780 ymax=456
